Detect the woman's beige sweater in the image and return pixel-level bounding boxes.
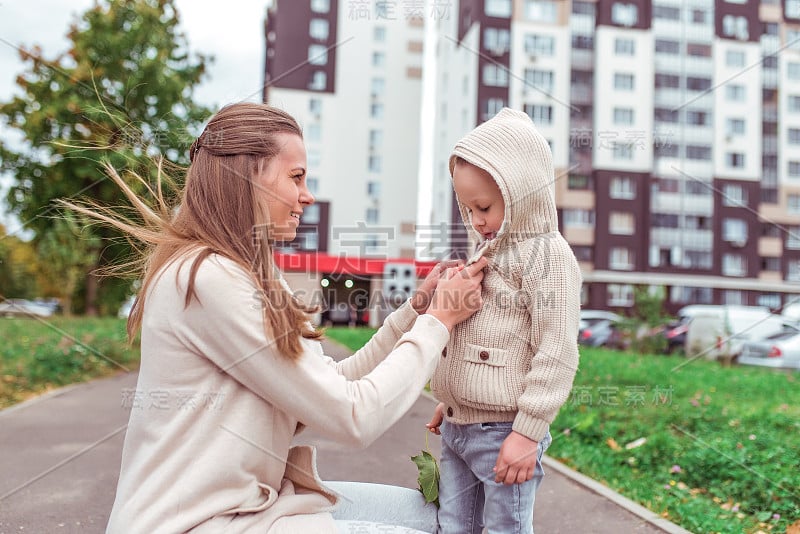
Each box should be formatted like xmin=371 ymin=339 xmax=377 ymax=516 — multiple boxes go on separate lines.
xmin=106 ymin=252 xmax=449 ymax=533
xmin=431 ymin=108 xmax=582 ymax=443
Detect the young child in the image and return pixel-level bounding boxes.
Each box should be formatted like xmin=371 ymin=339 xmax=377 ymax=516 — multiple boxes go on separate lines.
xmin=427 ymin=108 xmax=582 ymax=534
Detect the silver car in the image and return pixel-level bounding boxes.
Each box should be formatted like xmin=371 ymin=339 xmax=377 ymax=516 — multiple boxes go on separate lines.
xmin=739 ymin=329 xmax=800 ymax=370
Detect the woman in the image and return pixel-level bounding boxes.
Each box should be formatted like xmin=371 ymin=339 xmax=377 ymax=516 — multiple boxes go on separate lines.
xmin=88 ymin=103 xmax=487 ymax=533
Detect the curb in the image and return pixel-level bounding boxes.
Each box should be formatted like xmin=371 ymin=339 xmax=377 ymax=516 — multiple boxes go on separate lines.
xmin=419 ymin=390 xmax=691 ymax=534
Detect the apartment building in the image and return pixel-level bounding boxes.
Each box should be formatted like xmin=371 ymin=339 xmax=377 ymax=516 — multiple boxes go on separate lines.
xmin=427 ymin=0 xmax=800 ymax=312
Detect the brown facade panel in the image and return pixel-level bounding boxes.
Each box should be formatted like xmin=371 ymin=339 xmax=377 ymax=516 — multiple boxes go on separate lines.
xmin=264 ymin=0 xmax=338 ymax=96
xmin=712 ymin=178 xmax=761 ymax=278
xmin=714 ymin=0 xmax=760 ymax=42
xmin=596 ymin=0 xmax=652 ymax=29
xmin=475 ymin=2 xmax=511 ymax=124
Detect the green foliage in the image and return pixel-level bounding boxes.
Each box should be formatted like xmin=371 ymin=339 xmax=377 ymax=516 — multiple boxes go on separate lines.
xmin=411 ymin=450 xmax=440 ymax=507
xmin=324 ymin=327 xmax=378 ymax=351
xmin=0 ymin=317 xmax=139 ymax=408
xmin=0 ymin=225 xmax=40 ymax=299
xmin=616 ymin=285 xmax=671 ymax=355
xmin=0 ymin=0 xmax=212 ymax=314
xmin=550 ymin=347 xmax=800 ymax=533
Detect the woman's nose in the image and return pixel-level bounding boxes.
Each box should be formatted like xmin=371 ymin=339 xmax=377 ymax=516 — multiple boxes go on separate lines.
xmin=300 ymin=187 xmax=315 ymax=205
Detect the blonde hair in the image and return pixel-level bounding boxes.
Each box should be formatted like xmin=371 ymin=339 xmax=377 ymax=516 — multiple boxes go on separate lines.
xmin=62 ymin=102 xmax=322 ymax=361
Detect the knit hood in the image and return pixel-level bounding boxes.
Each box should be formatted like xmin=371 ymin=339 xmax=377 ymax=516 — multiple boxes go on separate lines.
xmin=450 ymin=108 xmax=557 ymax=255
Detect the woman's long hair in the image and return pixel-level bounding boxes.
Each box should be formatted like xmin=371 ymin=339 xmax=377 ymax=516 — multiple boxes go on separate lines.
xmin=62 ymin=102 xmax=322 ymax=361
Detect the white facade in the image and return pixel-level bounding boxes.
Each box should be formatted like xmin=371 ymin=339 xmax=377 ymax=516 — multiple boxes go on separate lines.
xmin=268 ymin=13 xmax=424 ymax=259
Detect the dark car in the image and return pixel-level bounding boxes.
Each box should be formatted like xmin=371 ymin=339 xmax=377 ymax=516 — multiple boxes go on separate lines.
xmin=578 ymin=311 xmax=623 ymax=347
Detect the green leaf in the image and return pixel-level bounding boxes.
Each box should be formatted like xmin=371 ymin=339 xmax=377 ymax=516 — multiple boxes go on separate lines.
xmin=756 ymin=511 xmax=773 ymax=522
xmin=411 ymin=450 xmax=440 ymax=508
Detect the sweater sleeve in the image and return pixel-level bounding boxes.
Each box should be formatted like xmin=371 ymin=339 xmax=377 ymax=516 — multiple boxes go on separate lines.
xmin=174 ymin=256 xmax=449 ymax=449
xmin=513 ymin=236 xmax=582 ymax=442
xmin=333 ymin=299 xmax=420 ymax=380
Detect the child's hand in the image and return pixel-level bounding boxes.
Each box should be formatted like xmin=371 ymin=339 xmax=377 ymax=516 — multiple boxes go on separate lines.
xmin=425 ymin=402 xmax=446 ymax=435
xmin=493 ymin=431 xmax=539 ymax=485
xmin=410 ymin=260 xmax=463 ymax=314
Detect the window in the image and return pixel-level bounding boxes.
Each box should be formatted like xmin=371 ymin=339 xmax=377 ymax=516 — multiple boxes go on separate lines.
xmin=788 ymin=29 xmax=800 ymax=51
xmin=722 ymin=15 xmax=749 ymax=40
xmin=762 ymin=257 xmax=781 ymax=271
xmin=687 ymin=43 xmax=712 ymax=57
xmin=686 ymin=145 xmax=711 ymax=160
xmin=686 ymin=77 xmax=711 ymax=91
xmin=525 ymin=34 xmax=554 ymax=56
xmin=692 ymin=9 xmax=708 ymax=24
xmin=372 ymin=52 xmax=385 ymax=67
xmin=655 ymin=143 xmax=679 ymax=157
xmin=370 ymin=102 xmax=384 ymax=119
xmin=524 ymin=0 xmax=558 ymax=22
xmin=723 ymin=184 xmax=747 ymax=207
xmin=483 ymin=64 xmax=509 ymax=87
xmin=572 ymin=246 xmax=593 ymax=262
xmin=788 ymin=226 xmax=800 ymax=249
xmin=308 ymin=150 xmax=321 ymax=167
xmin=685 ymin=251 xmax=713 ymax=270
xmin=788 ymin=0 xmax=800 ymax=17
xmin=608 ymin=284 xmax=634 ymax=306
xmin=311 ymin=0 xmax=330 ymax=13
xmin=789 ymin=63 xmax=800 ymax=80
xmin=572 ymin=1 xmax=595 ymax=15
xmin=758 ymin=294 xmax=781 ymax=309
xmin=366 ymin=207 xmax=379 ymax=224
xmin=653 ymin=5 xmax=680 ymax=19
xmin=655 ymin=108 xmax=679 ymax=122
xmin=367 ymin=181 xmax=381 ymax=198
xmin=789 ymin=128 xmax=800 ymax=144
xmin=371 ymin=78 xmax=385 ymax=96
xmin=685 ymin=181 xmax=712 ymax=195
xmin=610 ymin=212 xmax=635 ymax=235
xmin=722 ymin=254 xmax=747 ymax=277
xmin=306 ymin=177 xmax=319 ymax=195
xmin=726 ymin=50 xmax=745 ymax=67
xmin=724 ymin=290 xmax=745 ymax=305
xmin=568 ymin=174 xmax=592 ymax=190
xmin=789 ymin=96 xmax=800 ymax=112
xmin=610 ymin=176 xmax=636 ymax=199
xmin=723 ymin=218 xmax=748 ymax=243
xmin=374 ymin=26 xmax=386 ymax=41
xmin=763 ymin=55 xmax=778 ymax=69
xmin=789 ymin=194 xmax=800 ymax=214
xmin=309 ymin=19 xmax=329 ymax=40
xmin=368 ymin=155 xmax=381 ymax=173
xmin=563 ymin=209 xmax=594 ymax=227
xmin=611 ymin=3 xmax=638 ymax=26
xmin=309 ymin=98 xmax=321 ymax=115
xmin=655 ymin=73 xmax=680 ymax=88
xmin=484 ymin=28 xmax=510 ymax=54
xmin=572 ymin=34 xmax=594 ymax=50
xmin=614 ymin=73 xmax=635 ymax=91
xmin=306 ymin=123 xmax=321 ymax=142
xmin=686 ymin=110 xmax=710 ymax=126
xmin=610 ymin=248 xmax=634 ymax=270
xmin=308 ymin=44 xmax=328 ymax=65
xmin=727 ymin=152 xmax=746 ymax=168
xmin=484 ymin=98 xmax=505 ymax=118
xmin=613 ymin=107 xmax=635 ymax=124
xmin=651 ymin=213 xmax=679 ymax=228
xmin=369 ymin=129 xmax=382 ymax=147
xmin=763 ymin=22 xmax=779 ymax=36
xmin=727 ymin=118 xmax=745 ymax=136
xmin=727 ymin=85 xmax=745 ymax=101
xmin=303 ymin=204 xmax=321 ymax=224
xmin=309 ymin=71 xmax=327 ymax=90
xmin=615 ymin=38 xmax=635 ymax=55
xmin=613 ymin=143 xmax=634 ymax=160
xmin=525 ymin=69 xmax=554 ymax=93
xmin=655 ymin=39 xmax=680 ymax=54
xmin=524 ymin=104 xmax=553 ymax=125
xmin=790 ymin=161 xmax=800 ymax=177
xmin=485 ymin=0 xmax=512 ymax=17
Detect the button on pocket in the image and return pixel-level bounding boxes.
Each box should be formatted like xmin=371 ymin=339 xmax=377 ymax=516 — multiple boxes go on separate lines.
xmin=459 ymin=344 xmax=516 ymax=410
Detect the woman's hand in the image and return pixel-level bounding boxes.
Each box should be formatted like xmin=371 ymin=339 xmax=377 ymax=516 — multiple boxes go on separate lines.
xmin=425 ymin=402 xmax=446 ymax=435
xmin=411 ymin=260 xmax=464 ymax=314
xmin=426 ymin=256 xmax=488 ymax=331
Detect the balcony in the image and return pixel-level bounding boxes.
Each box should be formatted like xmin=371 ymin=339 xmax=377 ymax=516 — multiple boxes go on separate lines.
xmin=650 ymin=227 xmax=713 ymax=249
xmin=651 ymin=192 xmax=714 ymax=215
xmin=570 ymin=84 xmax=592 ymax=104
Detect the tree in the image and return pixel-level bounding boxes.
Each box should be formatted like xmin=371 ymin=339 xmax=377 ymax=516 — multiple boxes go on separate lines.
xmin=0 ymin=0 xmax=212 ymax=315
xmin=0 ymin=224 xmax=40 ymax=300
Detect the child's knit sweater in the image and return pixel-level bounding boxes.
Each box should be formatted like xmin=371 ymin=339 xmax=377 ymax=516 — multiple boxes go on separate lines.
xmin=430 ymin=108 xmax=582 ymax=443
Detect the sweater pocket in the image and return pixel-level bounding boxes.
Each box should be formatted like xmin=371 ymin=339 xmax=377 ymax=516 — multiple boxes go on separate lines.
xmin=458 ymin=344 xmax=516 ymax=411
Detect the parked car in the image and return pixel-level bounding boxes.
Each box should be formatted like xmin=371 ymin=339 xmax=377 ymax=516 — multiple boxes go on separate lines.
xmin=684 ymin=306 xmax=796 ymax=363
xmin=739 ymin=330 xmax=800 ymax=370
xmin=578 ymin=310 xmax=622 ymax=347
xmin=0 ymin=299 xmax=56 ymax=318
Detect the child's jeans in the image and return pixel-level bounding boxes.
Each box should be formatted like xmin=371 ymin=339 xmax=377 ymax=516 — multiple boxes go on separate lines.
xmin=437 ymin=420 xmax=552 ymax=534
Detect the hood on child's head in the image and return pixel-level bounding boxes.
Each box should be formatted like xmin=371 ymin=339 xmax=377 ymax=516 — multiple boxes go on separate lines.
xmin=449 ymin=107 xmax=557 ymax=244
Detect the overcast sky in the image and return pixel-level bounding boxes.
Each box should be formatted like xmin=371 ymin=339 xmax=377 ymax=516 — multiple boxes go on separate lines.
xmin=0 ymin=0 xmax=271 ymax=233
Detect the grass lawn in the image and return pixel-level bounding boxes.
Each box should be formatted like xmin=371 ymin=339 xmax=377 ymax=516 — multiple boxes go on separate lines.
xmin=0 ymin=317 xmax=138 ymax=409
xmin=326 ymin=327 xmax=800 ymax=534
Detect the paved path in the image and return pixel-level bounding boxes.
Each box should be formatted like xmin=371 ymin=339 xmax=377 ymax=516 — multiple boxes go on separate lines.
xmin=0 ymin=339 xmax=690 ymax=533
